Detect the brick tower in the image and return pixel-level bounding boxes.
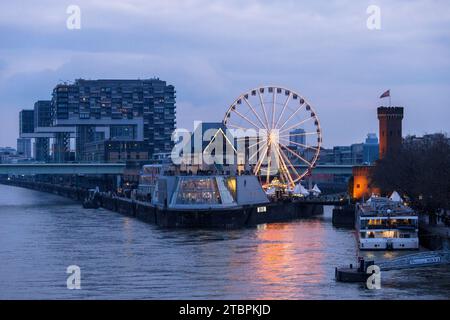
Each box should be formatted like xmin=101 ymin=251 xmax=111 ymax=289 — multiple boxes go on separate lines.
xmin=377 ymin=107 xmax=403 ymax=159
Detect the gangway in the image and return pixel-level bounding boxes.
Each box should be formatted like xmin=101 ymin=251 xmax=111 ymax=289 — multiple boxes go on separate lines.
xmin=335 ymin=250 xmax=450 ymax=282
xmin=377 ymin=250 xmax=450 ymax=271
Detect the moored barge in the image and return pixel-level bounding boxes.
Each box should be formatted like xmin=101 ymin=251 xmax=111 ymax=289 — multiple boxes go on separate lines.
xmin=147 ymin=174 xmax=322 ymax=228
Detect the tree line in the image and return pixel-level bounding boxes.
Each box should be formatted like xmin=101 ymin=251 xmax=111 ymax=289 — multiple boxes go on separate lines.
xmin=370 ymin=133 xmax=450 ymax=217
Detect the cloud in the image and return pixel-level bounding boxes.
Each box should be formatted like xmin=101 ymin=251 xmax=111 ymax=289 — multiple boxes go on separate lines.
xmin=0 ymin=0 xmax=449 ymax=147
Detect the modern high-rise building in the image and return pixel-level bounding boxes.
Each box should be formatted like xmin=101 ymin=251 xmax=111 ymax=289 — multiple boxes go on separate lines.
xmin=362 ymin=133 xmax=379 ymax=164
xmin=289 ymin=128 xmax=306 ymax=149
xmin=377 ymin=107 xmax=403 ymax=159
xmin=19 ymin=110 xmax=34 ymax=135
xmin=351 ymin=143 xmax=364 ymax=164
xmin=51 ymin=78 xmax=176 ymax=162
xmin=34 ymin=100 xmax=52 ymax=162
xmin=332 ymin=133 xmax=379 ymax=165
xmin=333 ymin=146 xmax=352 ymax=164
xmin=17 ymin=138 xmax=32 ymax=158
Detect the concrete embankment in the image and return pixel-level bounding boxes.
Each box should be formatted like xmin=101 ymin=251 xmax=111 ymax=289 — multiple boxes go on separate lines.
xmin=0 ymin=179 xmax=323 ymax=228
xmin=0 ymin=179 xmax=157 ymax=222
xmin=419 ymin=221 xmax=450 ymax=250
xmin=0 ymin=179 xmax=89 ymax=201
xmin=332 ymin=204 xmax=355 ymax=228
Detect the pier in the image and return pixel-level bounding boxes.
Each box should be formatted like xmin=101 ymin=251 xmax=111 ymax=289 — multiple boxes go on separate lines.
xmin=0 ymin=163 xmax=126 ymax=175
xmin=336 ymin=250 xmax=450 ymax=283
xmin=0 ymin=178 xmax=323 ymax=229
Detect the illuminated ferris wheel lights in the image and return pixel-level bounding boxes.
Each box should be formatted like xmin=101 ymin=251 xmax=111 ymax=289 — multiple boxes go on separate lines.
xmin=223 ymin=86 xmax=322 ymax=188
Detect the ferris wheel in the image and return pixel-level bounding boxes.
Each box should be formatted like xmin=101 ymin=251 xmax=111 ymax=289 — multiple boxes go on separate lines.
xmin=223 ymin=86 xmax=322 ymax=188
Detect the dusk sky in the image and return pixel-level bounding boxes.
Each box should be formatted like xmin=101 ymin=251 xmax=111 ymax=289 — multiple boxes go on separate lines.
xmin=0 ymin=0 xmax=449 ymax=148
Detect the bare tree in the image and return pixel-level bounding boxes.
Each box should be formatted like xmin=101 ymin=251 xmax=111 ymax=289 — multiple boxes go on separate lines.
xmin=370 ymin=134 xmax=450 ymax=218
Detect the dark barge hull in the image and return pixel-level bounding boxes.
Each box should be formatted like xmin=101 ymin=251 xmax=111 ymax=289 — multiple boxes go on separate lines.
xmin=0 ymin=179 xmax=323 ymax=229
xmin=150 ymin=201 xmax=323 ymax=228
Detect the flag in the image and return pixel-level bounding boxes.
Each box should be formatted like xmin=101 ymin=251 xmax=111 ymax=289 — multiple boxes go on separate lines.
xmin=380 ymin=90 xmax=390 ymax=99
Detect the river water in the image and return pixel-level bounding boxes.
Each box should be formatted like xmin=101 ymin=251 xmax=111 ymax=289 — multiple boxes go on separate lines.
xmin=0 ymin=184 xmax=448 ymax=299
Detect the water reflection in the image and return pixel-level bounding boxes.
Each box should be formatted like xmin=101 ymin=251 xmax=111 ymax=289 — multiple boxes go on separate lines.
xmin=0 ymin=184 xmax=449 ymax=299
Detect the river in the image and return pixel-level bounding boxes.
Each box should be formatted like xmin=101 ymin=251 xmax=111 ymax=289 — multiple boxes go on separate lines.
xmin=0 ymin=184 xmax=448 ymax=299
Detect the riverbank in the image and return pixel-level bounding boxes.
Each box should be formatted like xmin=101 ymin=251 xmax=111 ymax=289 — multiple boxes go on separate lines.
xmin=0 ymin=179 xmax=323 ymax=229
xmin=419 ymin=216 xmax=450 ymax=250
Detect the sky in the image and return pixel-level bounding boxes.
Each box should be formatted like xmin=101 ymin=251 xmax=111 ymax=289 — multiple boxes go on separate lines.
xmin=0 ymin=0 xmax=449 ymax=148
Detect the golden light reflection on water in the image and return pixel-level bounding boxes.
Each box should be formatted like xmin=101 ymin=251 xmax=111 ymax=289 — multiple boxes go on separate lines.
xmin=251 ymin=221 xmax=327 ymax=299
xmin=122 ymin=217 xmax=135 ymax=257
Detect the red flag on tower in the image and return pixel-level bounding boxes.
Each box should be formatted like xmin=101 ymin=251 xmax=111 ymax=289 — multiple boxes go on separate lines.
xmin=380 ymin=90 xmax=390 ymax=99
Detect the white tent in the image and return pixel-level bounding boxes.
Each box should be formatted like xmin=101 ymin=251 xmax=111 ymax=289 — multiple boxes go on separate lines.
xmin=310 ymin=184 xmax=322 ymax=196
xmin=293 ymin=183 xmax=309 ymax=196
xmin=389 ymin=191 xmax=403 ymax=202
xmin=265 ymin=187 xmax=276 ymax=196
xmin=366 ymin=193 xmax=377 ymax=203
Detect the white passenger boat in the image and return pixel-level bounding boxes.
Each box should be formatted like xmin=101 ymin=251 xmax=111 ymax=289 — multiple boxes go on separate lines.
xmin=356 ymin=195 xmax=419 ymax=250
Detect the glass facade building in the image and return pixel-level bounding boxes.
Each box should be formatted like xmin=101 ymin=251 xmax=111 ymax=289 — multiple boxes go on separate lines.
xmin=19 ymin=110 xmax=34 ymax=135
xmin=51 ymin=79 xmax=176 ymax=161
xmin=34 ymin=100 xmax=52 ymax=162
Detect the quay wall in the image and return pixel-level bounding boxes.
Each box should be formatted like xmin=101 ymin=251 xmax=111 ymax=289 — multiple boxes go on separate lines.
xmin=0 ymin=179 xmax=322 ymax=229
xmin=332 ymin=205 xmax=355 ymax=228
xmin=419 ymin=222 xmax=450 ymax=251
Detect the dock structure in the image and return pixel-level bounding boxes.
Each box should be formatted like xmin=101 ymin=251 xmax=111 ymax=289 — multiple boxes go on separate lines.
xmin=335 ymin=250 xmax=450 ymax=283
xmin=0 ymin=163 xmax=126 ymax=175
xmin=377 ymin=250 xmax=450 ymax=271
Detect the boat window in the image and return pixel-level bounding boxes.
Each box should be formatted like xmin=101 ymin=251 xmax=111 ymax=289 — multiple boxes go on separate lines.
xmin=400 ymin=233 xmax=411 ymax=238
xmin=225 ymin=177 xmax=237 ymax=200
xmin=175 ymin=178 xmax=221 ymax=205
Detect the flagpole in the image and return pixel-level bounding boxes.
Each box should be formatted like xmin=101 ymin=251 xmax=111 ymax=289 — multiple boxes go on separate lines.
xmin=389 ymin=94 xmax=391 ymax=107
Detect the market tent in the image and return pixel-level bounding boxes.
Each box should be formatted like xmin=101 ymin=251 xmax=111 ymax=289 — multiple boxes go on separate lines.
xmin=293 ymin=183 xmax=309 ymax=196
xmin=389 ymin=190 xmax=403 ymax=202
xmin=310 ymin=184 xmax=322 ymax=196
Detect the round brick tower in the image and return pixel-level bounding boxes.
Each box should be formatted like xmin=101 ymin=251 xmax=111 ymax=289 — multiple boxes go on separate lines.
xmin=377 ymin=107 xmax=403 ymax=159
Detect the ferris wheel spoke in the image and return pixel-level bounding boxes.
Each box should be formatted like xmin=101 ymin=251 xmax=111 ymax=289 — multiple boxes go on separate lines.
xmin=224 ymin=86 xmax=321 ymax=187
xmin=257 ymin=90 xmax=271 ymax=129
xmin=231 ymin=108 xmax=264 ymax=130
xmin=265 ymin=146 xmax=273 ymax=184
xmin=280 ymin=143 xmax=313 ymax=167
xmin=234 ymin=136 xmax=258 ymax=141
xmin=278 ymin=102 xmax=306 ymax=131
xmin=234 ymin=135 xmax=266 ymax=143
xmin=247 ymin=137 xmax=267 ymax=150
xmin=248 ymin=139 xmax=267 ymax=163
xmin=274 ymin=144 xmax=295 ymax=186
xmin=274 ymin=92 xmax=292 ymax=129
xmin=253 ymin=142 xmax=269 ymax=175
xmin=279 ymin=147 xmax=303 ymax=181
xmin=226 ymin=123 xmax=253 ymax=131
xmin=280 ymin=138 xmax=319 ymax=151
xmin=243 ymin=97 xmax=267 ymax=129
xmin=279 ymin=116 xmax=314 ymax=135
xmin=271 ymin=90 xmax=277 ymax=129
xmin=279 ymin=131 xmax=317 ymax=138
